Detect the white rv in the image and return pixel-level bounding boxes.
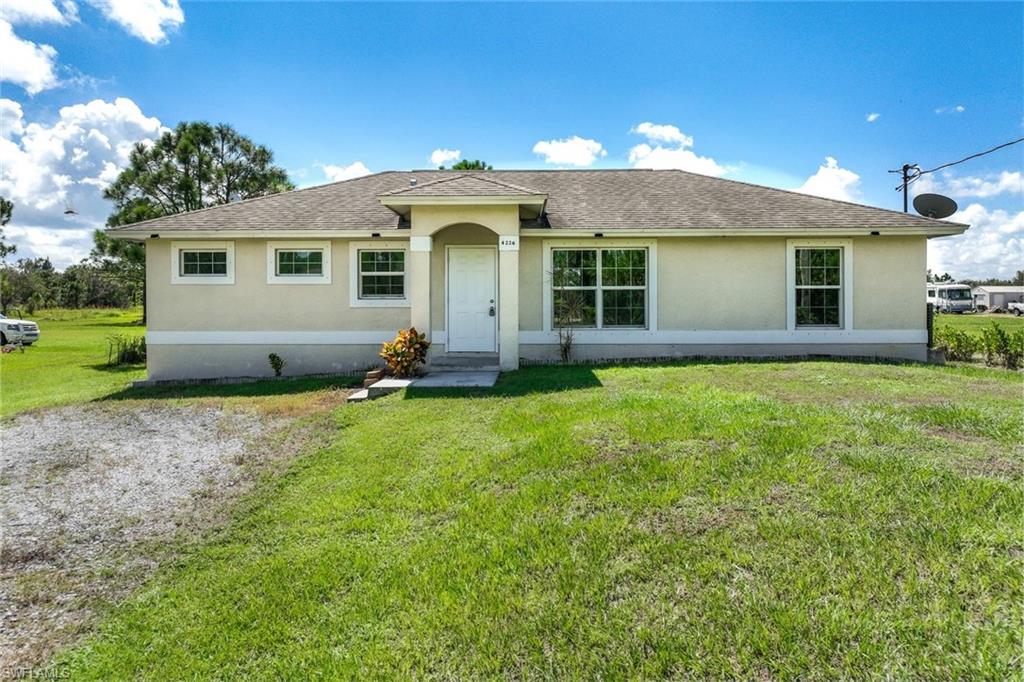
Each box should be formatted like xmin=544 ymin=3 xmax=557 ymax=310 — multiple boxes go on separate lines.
xmin=926 ymin=283 xmax=974 ymax=314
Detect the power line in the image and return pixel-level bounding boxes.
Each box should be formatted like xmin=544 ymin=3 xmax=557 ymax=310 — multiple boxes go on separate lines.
xmin=918 ymin=136 xmax=1024 ymax=176
xmin=891 ymin=136 xmax=1024 ymax=191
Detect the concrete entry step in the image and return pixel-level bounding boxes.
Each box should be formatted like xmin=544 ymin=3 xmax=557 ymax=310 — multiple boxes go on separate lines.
xmin=347 ymin=377 xmax=414 ymax=403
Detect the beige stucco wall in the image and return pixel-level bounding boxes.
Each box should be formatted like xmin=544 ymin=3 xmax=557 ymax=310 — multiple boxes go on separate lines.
xmin=148 ymin=344 xmax=381 ymax=380
xmin=146 ymin=238 xmax=410 ymax=332
xmin=657 ymin=237 xmax=786 ymax=330
xmin=518 ymin=237 xmax=544 ymax=330
xmin=517 ymin=234 xmax=926 ymax=332
xmin=411 ymin=204 xmax=519 ymax=236
xmin=852 ymin=235 xmax=926 ymax=329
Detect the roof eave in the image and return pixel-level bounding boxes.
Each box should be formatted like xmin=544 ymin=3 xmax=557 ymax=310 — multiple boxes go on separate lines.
xmin=103 ymin=228 xmax=400 ymax=240
xmin=520 ymin=225 xmax=969 ymax=238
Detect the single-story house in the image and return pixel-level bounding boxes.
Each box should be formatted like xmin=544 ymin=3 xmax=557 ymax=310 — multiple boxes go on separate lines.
xmin=971 ymin=285 xmax=1024 ymax=311
xmin=108 ymin=169 xmax=968 ymax=380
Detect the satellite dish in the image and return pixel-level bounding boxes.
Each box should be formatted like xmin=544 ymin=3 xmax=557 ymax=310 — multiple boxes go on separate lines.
xmin=913 ymin=193 xmax=957 ymax=219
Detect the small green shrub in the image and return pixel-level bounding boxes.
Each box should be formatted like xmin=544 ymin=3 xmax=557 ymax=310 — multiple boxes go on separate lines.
xmin=268 ymin=353 xmax=285 ymax=377
xmin=1007 ymin=329 xmax=1023 ymax=370
xmin=979 ymin=322 xmax=1022 ymax=370
xmin=106 ymin=335 xmax=146 ymax=365
xmin=379 ymin=327 xmax=430 ymax=377
xmin=933 ymin=326 xmax=978 ymax=362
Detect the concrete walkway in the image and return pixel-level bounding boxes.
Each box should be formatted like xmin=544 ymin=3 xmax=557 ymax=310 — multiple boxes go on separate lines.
xmin=412 ymin=370 xmax=499 ymax=388
xmin=348 ymin=370 xmax=499 ymax=402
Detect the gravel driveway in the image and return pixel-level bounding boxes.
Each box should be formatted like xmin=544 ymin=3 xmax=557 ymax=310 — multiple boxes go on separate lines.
xmin=0 ymin=403 xmax=281 ymax=674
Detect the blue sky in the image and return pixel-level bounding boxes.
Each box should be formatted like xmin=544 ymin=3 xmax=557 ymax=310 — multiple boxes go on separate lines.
xmin=2 ymin=1 xmax=1021 ymax=276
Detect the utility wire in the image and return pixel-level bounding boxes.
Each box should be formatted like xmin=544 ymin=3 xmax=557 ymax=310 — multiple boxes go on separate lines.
xmin=892 ymin=136 xmax=1024 ymax=191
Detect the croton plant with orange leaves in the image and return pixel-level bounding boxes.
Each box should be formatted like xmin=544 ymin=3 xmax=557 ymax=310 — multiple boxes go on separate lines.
xmin=379 ymin=327 xmax=431 ymax=377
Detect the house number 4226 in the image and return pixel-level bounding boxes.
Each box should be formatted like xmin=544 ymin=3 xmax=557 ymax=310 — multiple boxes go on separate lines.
xmin=499 ymin=237 xmax=519 ymax=251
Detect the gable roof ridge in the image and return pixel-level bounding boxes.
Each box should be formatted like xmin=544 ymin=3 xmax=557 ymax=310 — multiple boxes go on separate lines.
xmin=380 ymin=173 xmax=544 ymax=196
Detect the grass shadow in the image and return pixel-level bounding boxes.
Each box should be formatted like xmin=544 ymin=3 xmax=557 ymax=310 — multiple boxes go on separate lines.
xmin=404 ymin=364 xmax=604 ymax=400
xmin=86 ymin=362 xmax=146 ymax=374
xmin=99 ymin=375 xmax=362 ymax=402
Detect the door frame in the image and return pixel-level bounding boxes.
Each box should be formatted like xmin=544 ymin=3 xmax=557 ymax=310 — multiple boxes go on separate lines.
xmin=445 ymin=245 xmax=499 ymax=353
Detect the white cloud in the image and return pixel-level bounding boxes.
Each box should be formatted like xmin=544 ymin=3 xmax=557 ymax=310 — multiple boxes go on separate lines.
xmin=429 ymin=148 xmax=461 ymax=167
xmin=866 ymin=113 xmax=881 ymax=123
xmin=85 ymin=0 xmax=183 ymax=44
xmin=0 ymin=0 xmax=75 ymax=24
xmin=532 ymin=135 xmax=606 ymax=167
xmin=0 ymin=20 xmax=59 ymax=94
xmin=320 ymin=161 xmax=372 ymax=182
xmin=1 ymin=99 xmax=26 ymax=139
xmin=630 ymin=122 xmax=691 ymax=146
xmin=3 ymin=225 xmax=93 ymax=265
xmin=928 ymin=203 xmax=1024 ymax=279
xmin=628 ymin=143 xmax=727 ymax=176
xmin=0 ymin=96 xmax=165 ymax=267
xmin=913 ymin=170 xmax=1022 ymax=200
xmin=935 ymin=104 xmax=966 ymax=115
xmin=794 ymin=157 xmax=861 ymax=202
xmin=627 ymin=121 xmax=726 ymax=176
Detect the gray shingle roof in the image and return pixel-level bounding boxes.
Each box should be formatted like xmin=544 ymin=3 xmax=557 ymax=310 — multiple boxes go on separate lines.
xmin=380 ymin=174 xmax=543 ymax=197
xmin=108 ymin=169 xmax=967 ymax=233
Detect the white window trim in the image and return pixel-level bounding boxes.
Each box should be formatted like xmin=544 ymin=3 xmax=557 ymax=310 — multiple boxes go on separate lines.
xmin=170 ymin=241 xmax=235 ymax=285
xmin=266 ymin=241 xmax=332 ymax=285
xmin=542 ymin=239 xmax=658 ymax=333
xmin=348 ymin=241 xmax=410 ymax=307
xmin=786 ymin=238 xmax=854 ymax=331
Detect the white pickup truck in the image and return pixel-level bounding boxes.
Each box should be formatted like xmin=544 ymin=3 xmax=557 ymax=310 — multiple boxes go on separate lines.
xmin=1008 ymin=301 xmax=1024 ymax=317
xmin=0 ymin=313 xmax=41 ymax=345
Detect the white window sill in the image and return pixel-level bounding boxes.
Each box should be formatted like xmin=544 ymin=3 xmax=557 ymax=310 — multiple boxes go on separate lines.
xmin=171 ymin=276 xmax=234 ymax=285
xmin=351 ymin=298 xmax=410 ymax=308
xmin=266 ymin=275 xmax=332 ymax=285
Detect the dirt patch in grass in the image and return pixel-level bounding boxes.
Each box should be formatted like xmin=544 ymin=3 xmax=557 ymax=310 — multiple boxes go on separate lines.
xmin=953 ymin=453 xmax=1024 ymax=480
xmin=0 ymin=402 xmax=326 ymax=673
xmin=639 ymin=484 xmax=798 ymax=538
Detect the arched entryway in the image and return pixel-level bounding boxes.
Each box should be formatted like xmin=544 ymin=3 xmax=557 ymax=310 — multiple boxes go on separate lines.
xmin=432 ymin=223 xmax=500 ymax=353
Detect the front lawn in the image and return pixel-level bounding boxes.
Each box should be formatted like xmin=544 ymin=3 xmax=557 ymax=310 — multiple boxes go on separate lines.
xmin=61 ymin=361 xmax=1022 ymax=679
xmin=0 ymin=308 xmax=145 ymax=417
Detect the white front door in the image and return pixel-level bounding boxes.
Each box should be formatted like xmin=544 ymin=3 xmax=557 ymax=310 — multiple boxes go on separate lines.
xmin=447 ymin=247 xmax=497 ymax=352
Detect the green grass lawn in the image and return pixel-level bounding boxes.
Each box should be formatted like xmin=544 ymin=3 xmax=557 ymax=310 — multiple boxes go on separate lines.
xmin=935 ymin=310 xmax=1024 ymax=333
xmin=60 ymin=361 xmax=1022 ymax=679
xmin=0 ymin=307 xmax=145 ymax=417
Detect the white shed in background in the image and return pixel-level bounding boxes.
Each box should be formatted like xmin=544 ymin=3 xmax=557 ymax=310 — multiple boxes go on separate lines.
xmin=972 ymin=285 xmax=1024 ymax=311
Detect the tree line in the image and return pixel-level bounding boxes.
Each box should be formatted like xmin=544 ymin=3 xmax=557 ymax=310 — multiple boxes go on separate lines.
xmin=927 ymin=269 xmax=1024 ymax=287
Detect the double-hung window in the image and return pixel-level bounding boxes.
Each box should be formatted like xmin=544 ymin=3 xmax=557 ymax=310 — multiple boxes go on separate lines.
xmin=551 ymin=247 xmax=648 ymax=328
xmin=358 ymin=250 xmax=405 ymax=299
xmin=348 ymin=241 xmax=409 ymax=306
xmin=794 ymin=247 xmax=842 ymax=327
